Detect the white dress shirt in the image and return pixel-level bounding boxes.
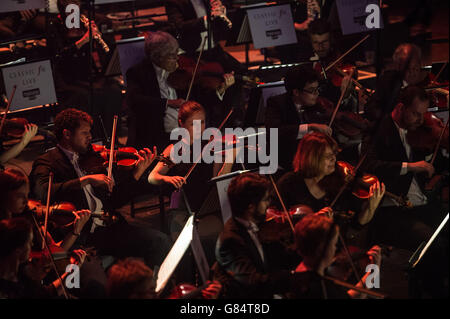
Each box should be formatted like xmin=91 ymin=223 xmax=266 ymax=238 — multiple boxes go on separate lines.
xmin=58 ymin=145 xmax=106 ymax=232
xmin=153 ymin=63 xmax=180 ymax=133
xmin=388 ymin=121 xmax=428 ymax=207
xmin=294 ymin=102 xmax=311 ymax=139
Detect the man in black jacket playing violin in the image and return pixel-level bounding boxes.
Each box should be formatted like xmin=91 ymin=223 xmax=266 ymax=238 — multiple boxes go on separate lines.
xmin=29 ymin=108 xmax=171 ymax=269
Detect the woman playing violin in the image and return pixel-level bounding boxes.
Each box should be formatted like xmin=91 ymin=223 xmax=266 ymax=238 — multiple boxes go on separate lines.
xmin=148 ymin=101 xmax=236 ymax=212
xmin=276 ymin=132 xmax=385 ymax=245
xmin=287 ymin=214 xmax=382 ymax=299
xmin=0 ymin=123 xmax=38 ymax=169
xmin=0 ymin=168 xmax=90 ymax=255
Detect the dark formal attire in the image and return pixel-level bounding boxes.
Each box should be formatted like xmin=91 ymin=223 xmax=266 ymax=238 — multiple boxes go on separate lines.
xmin=212 ymin=217 xmax=306 ymax=299
xmin=364 ymin=70 xmax=404 ymax=125
xmin=276 ymin=170 xmax=370 ymax=248
xmin=361 ymin=115 xmax=448 ymax=297
xmin=125 ymin=58 xmax=179 ymax=151
xmin=265 ymin=93 xmax=329 ymax=170
xmin=29 ymin=146 xmax=172 ymax=268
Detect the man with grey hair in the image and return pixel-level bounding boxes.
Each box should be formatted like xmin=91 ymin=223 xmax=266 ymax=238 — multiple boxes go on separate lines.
xmin=126 ymin=30 xmax=236 ymax=151
xmin=364 ymin=43 xmax=427 ymax=125
xmin=125 ymin=31 xmax=186 ymax=151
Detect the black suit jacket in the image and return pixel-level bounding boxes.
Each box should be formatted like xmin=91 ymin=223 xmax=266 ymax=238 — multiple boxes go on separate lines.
xmin=265 ymin=93 xmax=329 ymax=170
xmin=362 ymin=115 xmax=428 ymax=198
xmin=125 ymin=58 xmax=177 ymax=151
xmin=265 ymin=93 xmax=301 ymax=171
xmin=29 ymin=147 xmax=139 ymax=212
xmin=213 ymin=217 xmax=297 ymax=299
xmin=364 ymin=70 xmax=403 ymax=124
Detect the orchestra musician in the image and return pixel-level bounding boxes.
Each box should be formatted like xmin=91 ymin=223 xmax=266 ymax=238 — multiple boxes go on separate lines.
xmin=361 ymin=86 xmax=448 ymax=298
xmin=211 ymin=172 xmax=310 ymax=299
xmin=0 ymin=218 xmax=85 ymax=299
xmin=148 ymin=101 xmax=236 ymax=213
xmin=165 ymin=0 xmax=244 ymax=73
xmin=288 ymin=214 xmax=382 ymax=299
xmin=125 ymin=31 xmax=236 ymax=151
xmin=364 ymin=43 xmax=426 ymax=125
xmin=307 ymin=19 xmax=367 ymax=112
xmin=0 ymin=123 xmax=38 ymax=169
xmin=0 ymin=168 xmax=111 ymax=299
xmin=48 ymin=0 xmax=120 ymax=135
xmin=276 ymin=132 xmax=385 ymax=247
xmin=264 ymin=64 xmax=332 ymax=171
xmin=29 ymin=108 xmax=172 ymax=269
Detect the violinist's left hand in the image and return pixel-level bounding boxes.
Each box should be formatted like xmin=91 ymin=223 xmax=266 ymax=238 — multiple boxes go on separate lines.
xmin=217 ymin=72 xmax=235 ymax=96
xmin=70 ymin=249 xmax=87 ymax=267
xmin=358 ymin=181 xmax=385 ymax=225
xmin=133 ymin=146 xmax=158 ymax=180
xmin=201 ymin=280 xmax=222 ymax=299
xmin=366 ymin=245 xmax=382 ymax=267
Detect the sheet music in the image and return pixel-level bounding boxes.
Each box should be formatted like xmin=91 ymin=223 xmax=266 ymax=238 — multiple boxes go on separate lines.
xmin=155 ymin=215 xmax=194 ymax=294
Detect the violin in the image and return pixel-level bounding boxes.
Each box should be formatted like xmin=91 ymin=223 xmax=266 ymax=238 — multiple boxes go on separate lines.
xmin=27 ymin=199 xmax=78 ymax=228
xmin=337 ymin=161 xmax=412 ymax=208
xmin=90 ymin=144 xmax=140 ymax=170
xmin=406 ymin=111 xmax=449 ymax=154
xmin=167 ymin=55 xmax=260 ymax=93
xmin=303 ymin=97 xmax=369 ymax=140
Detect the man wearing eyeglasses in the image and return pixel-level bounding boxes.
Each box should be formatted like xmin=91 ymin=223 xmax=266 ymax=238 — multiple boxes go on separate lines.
xmin=265 ymin=64 xmax=332 ymax=171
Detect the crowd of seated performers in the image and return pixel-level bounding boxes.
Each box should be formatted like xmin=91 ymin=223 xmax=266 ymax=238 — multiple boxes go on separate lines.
xmin=0 ymin=0 xmax=448 ymax=299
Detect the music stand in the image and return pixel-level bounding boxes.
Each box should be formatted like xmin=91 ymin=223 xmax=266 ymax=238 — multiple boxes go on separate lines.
xmin=408 ymin=213 xmax=449 ymax=269
xmin=1 ymin=58 xmax=58 ymax=113
xmin=155 ymin=188 xmax=211 ymax=295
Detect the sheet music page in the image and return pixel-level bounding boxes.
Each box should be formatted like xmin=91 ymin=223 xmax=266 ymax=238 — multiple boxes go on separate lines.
xmin=155 ymin=215 xmax=194 ymax=294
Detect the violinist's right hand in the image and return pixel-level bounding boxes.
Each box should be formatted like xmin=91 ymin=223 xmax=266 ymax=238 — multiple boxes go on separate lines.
xmin=308 ymin=123 xmax=333 ymax=136
xmin=73 ymin=210 xmax=91 ymax=235
xmin=315 ymin=207 xmax=333 ymax=218
xmin=81 ymin=174 xmax=114 ymax=192
xmin=164 ymin=175 xmax=186 ymax=189
xmin=167 ymin=99 xmax=185 ymax=109
xmin=407 ymin=161 xmax=435 ymax=178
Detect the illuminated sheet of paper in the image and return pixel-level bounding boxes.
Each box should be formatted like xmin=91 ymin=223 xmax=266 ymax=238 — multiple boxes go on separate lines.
xmin=155 ymin=215 xmax=194 ymax=294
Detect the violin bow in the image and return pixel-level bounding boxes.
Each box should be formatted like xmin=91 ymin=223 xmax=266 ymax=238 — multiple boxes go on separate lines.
xmin=430 ymin=116 xmax=449 ymax=165
xmin=268 ymin=175 xmax=295 ymax=233
xmin=107 ymin=115 xmax=118 ymax=179
xmin=183 ymin=107 xmax=234 ymax=181
xmin=323 ymin=34 xmax=370 ymax=75
xmin=322 ymin=275 xmax=386 ymax=299
xmin=30 ymin=213 xmax=70 ymax=299
xmin=328 ymin=67 xmax=355 ymax=127
xmin=328 ymin=152 xmax=368 ymax=287
xmin=186 ymin=36 xmax=207 ymax=102
xmin=0 ymin=85 xmax=17 ymax=137
xmin=431 ymin=62 xmax=448 ymax=85
xmin=43 ymin=172 xmax=53 ymax=250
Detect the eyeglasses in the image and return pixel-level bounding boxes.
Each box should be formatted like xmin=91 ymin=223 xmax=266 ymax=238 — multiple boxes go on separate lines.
xmin=303 ymin=86 xmax=320 ymax=95
xmin=322 ymin=149 xmax=340 ymax=161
